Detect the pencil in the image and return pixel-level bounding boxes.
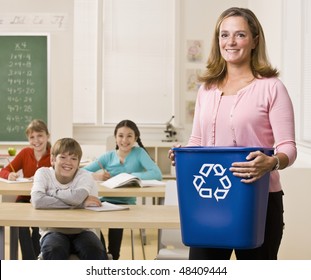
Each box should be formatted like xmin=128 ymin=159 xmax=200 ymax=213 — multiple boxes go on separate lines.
xmin=6 ymin=157 xmax=16 ymax=173
xmin=97 ymin=160 xmax=106 ymax=172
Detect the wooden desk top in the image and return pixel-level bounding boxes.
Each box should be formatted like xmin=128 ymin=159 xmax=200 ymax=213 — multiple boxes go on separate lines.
xmin=0 ymin=181 xmax=166 ymax=198
xmin=0 ymin=203 xmax=179 ymax=229
xmin=0 ymin=182 xmax=33 ymax=196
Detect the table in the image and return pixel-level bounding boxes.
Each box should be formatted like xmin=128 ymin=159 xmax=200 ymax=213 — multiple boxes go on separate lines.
xmin=0 ymin=181 xmax=166 ymax=198
xmin=0 ymin=181 xmax=167 ymax=259
xmin=0 ymin=180 xmax=167 ymax=257
xmin=0 ymin=202 xmax=179 ymax=260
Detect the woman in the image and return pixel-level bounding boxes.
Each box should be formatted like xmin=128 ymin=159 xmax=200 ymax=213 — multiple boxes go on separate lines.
xmin=0 ymin=119 xmax=51 ymax=260
xmin=169 ymin=7 xmax=296 ymax=260
xmin=84 ymin=119 xmax=162 ymax=259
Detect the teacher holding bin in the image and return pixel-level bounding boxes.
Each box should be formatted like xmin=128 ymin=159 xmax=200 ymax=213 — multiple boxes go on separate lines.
xmin=168 ymin=7 xmax=296 ymax=260
xmin=0 ymin=119 xmax=51 ymax=260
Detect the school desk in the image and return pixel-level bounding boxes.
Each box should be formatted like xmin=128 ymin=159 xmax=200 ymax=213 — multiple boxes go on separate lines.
xmin=0 ymin=180 xmax=167 ymax=257
xmin=0 ymin=181 xmax=166 ymax=198
xmin=0 ymin=202 xmax=179 ymax=260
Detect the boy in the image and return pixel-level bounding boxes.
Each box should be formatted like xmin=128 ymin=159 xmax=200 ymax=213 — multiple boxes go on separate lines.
xmin=31 ymin=138 xmax=108 ymax=260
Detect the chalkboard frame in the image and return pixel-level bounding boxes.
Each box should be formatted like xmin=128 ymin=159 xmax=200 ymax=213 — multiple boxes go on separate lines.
xmin=0 ymin=33 xmax=50 ymax=144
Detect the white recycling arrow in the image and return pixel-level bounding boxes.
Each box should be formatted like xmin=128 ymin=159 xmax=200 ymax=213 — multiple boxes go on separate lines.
xmin=214 ymin=188 xmax=229 ymax=201
xmin=199 ymin=164 xmax=214 ymax=177
xmin=193 ymin=175 xmax=205 ymax=191
xmin=213 ymin=164 xmax=226 ymax=176
xmin=219 ymin=175 xmax=231 ymax=189
xmin=199 ymin=187 xmax=213 ymax=198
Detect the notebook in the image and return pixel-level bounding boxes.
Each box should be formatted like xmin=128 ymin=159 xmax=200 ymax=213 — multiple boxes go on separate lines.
xmin=100 ymin=173 xmax=165 ymax=189
xmin=0 ymin=177 xmax=33 ymax=183
xmin=85 ymin=201 xmax=129 ymax=212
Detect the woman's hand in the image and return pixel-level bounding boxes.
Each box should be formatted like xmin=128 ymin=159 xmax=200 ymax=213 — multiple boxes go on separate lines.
xmin=84 ymin=195 xmax=102 ymax=207
xmin=168 ymin=143 xmax=182 ymax=166
xmin=229 ymin=150 xmax=277 ymax=183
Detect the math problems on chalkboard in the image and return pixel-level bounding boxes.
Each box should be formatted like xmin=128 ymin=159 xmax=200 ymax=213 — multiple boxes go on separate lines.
xmin=0 ymin=35 xmax=48 ymax=142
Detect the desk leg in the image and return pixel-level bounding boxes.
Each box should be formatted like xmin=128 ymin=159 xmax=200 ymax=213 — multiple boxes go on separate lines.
xmin=0 ymin=226 xmax=5 ymax=260
xmin=158 ymin=197 xmax=164 ymax=205
xmin=141 ymin=198 xmax=147 ymax=245
xmin=156 ymin=198 xmax=164 ymax=252
xmin=10 ymin=227 xmax=19 ymax=260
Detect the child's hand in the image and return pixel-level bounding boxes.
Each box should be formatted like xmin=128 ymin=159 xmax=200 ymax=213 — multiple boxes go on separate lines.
xmin=92 ymin=171 xmax=111 ymax=181
xmin=84 ymin=195 xmax=102 ymax=207
xmin=8 ymin=172 xmax=19 ymax=181
xmin=102 ymin=171 xmax=111 ymax=181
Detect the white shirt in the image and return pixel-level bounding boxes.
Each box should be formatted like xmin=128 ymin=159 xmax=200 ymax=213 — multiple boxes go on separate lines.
xmin=31 ymin=167 xmax=98 ymax=238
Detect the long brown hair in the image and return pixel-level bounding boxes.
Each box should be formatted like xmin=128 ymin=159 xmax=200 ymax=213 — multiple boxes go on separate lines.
xmin=198 ymin=7 xmax=279 ymax=89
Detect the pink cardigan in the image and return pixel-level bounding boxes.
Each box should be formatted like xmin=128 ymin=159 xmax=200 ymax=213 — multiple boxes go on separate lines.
xmin=188 ymin=77 xmax=297 ymax=192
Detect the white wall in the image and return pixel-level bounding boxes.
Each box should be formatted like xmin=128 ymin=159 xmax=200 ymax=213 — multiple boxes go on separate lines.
xmin=0 ymin=0 xmax=74 ymax=143
xmin=73 ymin=0 xmax=285 ymax=145
xmin=279 ymin=168 xmax=311 ymax=259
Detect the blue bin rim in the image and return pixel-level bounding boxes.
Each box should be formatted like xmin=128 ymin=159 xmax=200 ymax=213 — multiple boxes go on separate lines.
xmin=172 ymin=146 xmax=274 ymax=153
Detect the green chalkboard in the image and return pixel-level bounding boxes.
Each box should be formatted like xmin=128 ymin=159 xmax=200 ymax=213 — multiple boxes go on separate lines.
xmin=0 ymin=35 xmax=48 ymax=142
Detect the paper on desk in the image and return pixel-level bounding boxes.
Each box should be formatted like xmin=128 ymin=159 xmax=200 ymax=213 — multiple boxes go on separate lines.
xmin=0 ymin=177 xmax=33 ymax=183
xmin=84 ymin=201 xmax=130 ymax=212
xmin=100 ymin=172 xmax=166 ymax=188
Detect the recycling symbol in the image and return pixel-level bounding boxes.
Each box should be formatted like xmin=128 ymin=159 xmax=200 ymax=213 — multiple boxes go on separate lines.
xmin=193 ymin=163 xmax=232 ymax=202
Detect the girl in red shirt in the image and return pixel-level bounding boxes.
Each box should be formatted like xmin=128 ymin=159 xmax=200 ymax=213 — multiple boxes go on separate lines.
xmin=0 ymin=119 xmax=51 ymax=260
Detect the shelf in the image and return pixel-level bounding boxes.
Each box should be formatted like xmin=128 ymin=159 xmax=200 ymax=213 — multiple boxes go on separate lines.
xmin=145 ymin=142 xmax=176 ymax=178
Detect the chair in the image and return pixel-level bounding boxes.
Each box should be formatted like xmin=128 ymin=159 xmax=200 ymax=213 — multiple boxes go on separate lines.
xmin=155 ymin=180 xmax=189 ymax=260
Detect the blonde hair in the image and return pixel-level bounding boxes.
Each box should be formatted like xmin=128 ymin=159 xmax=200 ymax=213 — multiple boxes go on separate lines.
xmin=199 ymin=7 xmax=279 ymax=89
xmin=25 ymin=119 xmax=51 ymax=148
xmin=25 ymin=119 xmax=49 ymax=136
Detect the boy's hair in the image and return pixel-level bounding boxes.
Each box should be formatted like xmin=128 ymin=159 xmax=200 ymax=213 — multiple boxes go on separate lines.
xmin=51 ymin=138 xmax=83 ymax=161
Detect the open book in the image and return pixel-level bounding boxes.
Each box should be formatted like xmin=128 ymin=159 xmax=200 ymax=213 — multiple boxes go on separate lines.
xmin=100 ymin=172 xmax=166 ymax=189
xmin=0 ymin=177 xmax=33 ymax=184
xmin=85 ymin=201 xmax=129 ymax=212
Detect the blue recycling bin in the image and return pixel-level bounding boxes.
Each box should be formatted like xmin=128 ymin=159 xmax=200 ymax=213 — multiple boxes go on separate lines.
xmin=173 ymin=146 xmax=274 ymax=249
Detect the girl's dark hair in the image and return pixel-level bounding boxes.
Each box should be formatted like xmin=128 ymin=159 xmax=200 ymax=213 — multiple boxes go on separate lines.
xmin=113 ymin=119 xmax=147 ymax=152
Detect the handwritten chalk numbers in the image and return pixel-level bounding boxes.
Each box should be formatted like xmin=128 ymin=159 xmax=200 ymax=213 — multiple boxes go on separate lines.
xmin=6 ymin=41 xmax=35 ymax=134
xmin=0 ymin=36 xmax=48 ymax=141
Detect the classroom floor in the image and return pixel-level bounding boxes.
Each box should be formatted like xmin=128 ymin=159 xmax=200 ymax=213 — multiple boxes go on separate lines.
xmin=102 ymin=228 xmax=159 ymax=260
xmin=4 ymin=227 xmax=159 ymax=260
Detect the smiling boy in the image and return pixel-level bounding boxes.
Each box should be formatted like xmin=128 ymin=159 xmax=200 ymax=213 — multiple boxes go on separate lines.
xmin=31 ymin=138 xmax=108 ymax=260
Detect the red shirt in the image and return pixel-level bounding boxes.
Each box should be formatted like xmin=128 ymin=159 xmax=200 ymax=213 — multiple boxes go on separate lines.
xmin=0 ymin=146 xmax=51 ymax=202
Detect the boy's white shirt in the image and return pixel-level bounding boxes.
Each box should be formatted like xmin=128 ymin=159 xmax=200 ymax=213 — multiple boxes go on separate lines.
xmin=31 ymin=167 xmax=98 ymax=238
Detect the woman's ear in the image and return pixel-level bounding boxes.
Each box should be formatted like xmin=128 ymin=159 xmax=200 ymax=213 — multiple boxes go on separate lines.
xmin=252 ymin=35 xmax=259 ymax=49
